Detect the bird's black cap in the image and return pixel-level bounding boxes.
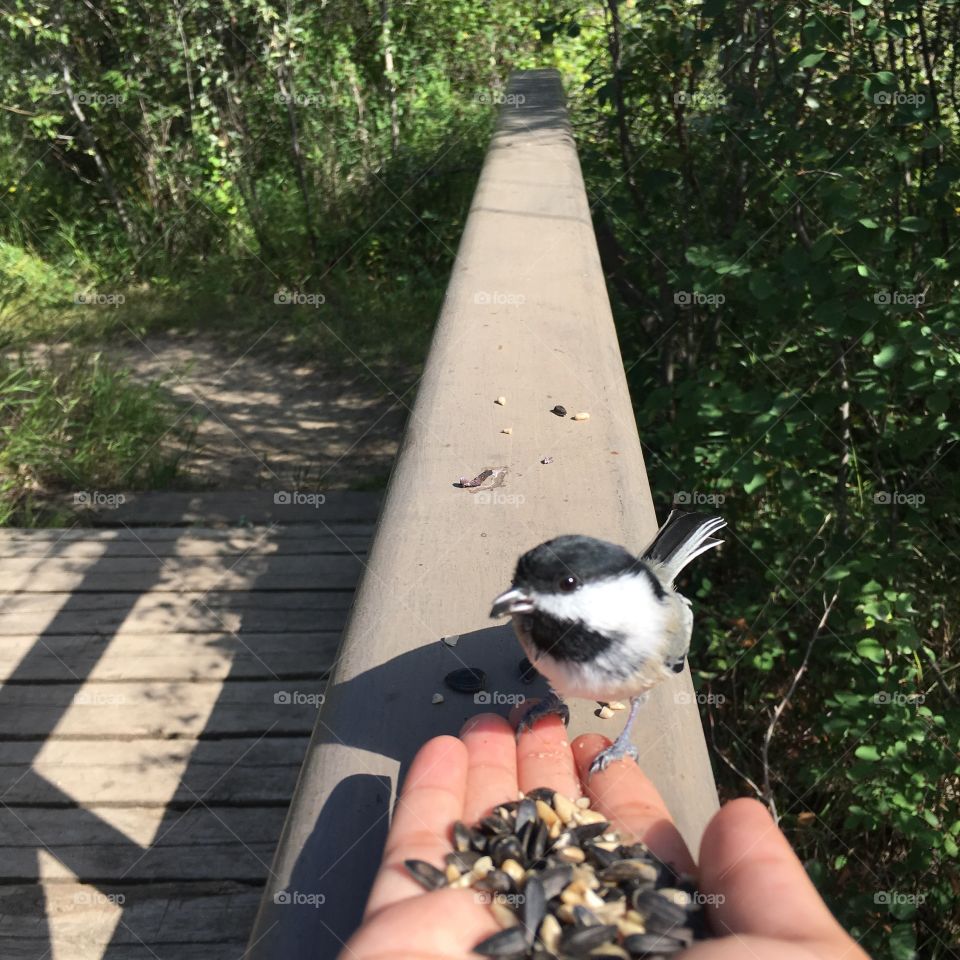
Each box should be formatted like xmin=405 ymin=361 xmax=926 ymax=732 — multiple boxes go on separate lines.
xmin=513 ymin=534 xmax=645 ymax=593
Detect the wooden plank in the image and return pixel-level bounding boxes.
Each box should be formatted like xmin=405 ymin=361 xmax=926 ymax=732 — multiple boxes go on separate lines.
xmin=0 ymin=554 xmax=365 ymax=593
xmin=0 ymin=882 xmax=259 ymax=956
xmin=0 ymin=591 xmax=353 ymax=635
xmin=0 ymin=807 xmax=287 ymax=881
xmin=0 ymin=632 xmax=341 ymax=681
xmin=248 ymin=69 xmax=720 ymax=958
xmin=0 ymin=537 xmax=371 ymax=559
xmin=0 ymin=679 xmax=324 ymax=738
xmin=0 ymin=523 xmax=376 ymax=543
xmin=0 ymin=737 xmax=308 ymax=805
xmin=70 ymin=490 xmax=382 ymax=526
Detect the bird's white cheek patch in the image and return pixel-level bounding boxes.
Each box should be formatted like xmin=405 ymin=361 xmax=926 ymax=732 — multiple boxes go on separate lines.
xmin=535 ymin=575 xmax=665 ymax=637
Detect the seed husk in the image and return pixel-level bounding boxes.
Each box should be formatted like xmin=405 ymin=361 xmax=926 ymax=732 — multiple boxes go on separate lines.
xmin=491 ymin=834 xmax=525 ymax=867
xmin=550 ymin=404 xmax=567 ymax=417
xmin=474 ymin=925 xmax=529 ymax=957
xmin=558 ymin=923 xmax=619 ymax=955
xmin=445 ymin=667 xmax=487 ymax=694
xmin=404 ymin=858 xmax=446 ymax=891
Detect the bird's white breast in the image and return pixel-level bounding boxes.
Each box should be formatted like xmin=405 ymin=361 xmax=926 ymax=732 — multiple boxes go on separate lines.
xmin=514 ymin=574 xmax=687 ymax=701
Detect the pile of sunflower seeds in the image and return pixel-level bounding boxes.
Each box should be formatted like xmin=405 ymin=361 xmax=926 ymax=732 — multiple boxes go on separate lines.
xmin=404 ymin=786 xmax=710 ymax=958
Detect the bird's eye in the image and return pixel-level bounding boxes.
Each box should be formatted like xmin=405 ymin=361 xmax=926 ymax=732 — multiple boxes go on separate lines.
xmin=558 ymin=575 xmax=580 ymax=593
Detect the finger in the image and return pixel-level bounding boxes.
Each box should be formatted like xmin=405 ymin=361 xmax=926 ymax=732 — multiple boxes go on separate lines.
xmin=698 ymin=798 xmax=862 ymax=950
xmin=571 ymin=733 xmax=695 ymax=874
xmin=511 ymin=700 xmax=582 ymax=801
xmin=460 ymin=713 xmax=520 ymax=824
xmin=364 ymin=735 xmax=468 ymax=919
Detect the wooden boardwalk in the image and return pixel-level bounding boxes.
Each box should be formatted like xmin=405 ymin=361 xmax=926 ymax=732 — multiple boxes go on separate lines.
xmin=0 ymin=492 xmax=379 ymax=960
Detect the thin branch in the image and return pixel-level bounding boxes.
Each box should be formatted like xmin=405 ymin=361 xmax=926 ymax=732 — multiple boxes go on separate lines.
xmin=762 ymin=591 xmax=840 ymax=823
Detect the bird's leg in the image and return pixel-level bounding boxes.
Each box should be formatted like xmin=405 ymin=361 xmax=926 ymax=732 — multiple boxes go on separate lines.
xmin=515 ymin=691 xmax=570 ymax=740
xmin=588 ymin=693 xmax=648 ymax=776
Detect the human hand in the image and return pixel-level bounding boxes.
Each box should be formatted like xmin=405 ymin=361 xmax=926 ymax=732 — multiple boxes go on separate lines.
xmin=340 ymin=711 xmax=870 ymax=960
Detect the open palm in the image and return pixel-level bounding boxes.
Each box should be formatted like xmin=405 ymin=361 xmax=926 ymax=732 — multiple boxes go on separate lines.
xmin=341 ymin=711 xmax=870 ymax=960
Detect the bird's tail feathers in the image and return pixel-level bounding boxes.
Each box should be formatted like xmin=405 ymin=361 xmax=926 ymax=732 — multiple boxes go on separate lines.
xmin=641 ymin=510 xmax=726 ymax=584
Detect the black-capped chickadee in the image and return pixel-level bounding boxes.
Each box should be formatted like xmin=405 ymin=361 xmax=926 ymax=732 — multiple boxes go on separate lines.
xmin=490 ymin=510 xmax=726 ymax=775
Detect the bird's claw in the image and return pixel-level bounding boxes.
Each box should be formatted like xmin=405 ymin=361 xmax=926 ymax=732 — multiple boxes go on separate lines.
xmin=588 ymin=739 xmax=639 ymax=777
xmin=515 ymin=694 xmax=569 ymax=739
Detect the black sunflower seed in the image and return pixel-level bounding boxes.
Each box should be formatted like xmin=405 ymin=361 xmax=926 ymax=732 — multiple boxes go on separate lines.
xmin=599 ymin=859 xmax=658 ymax=883
xmin=584 ymin=843 xmax=617 ymax=869
xmin=445 ymin=667 xmax=487 ymax=694
xmin=470 ymin=826 xmax=489 ymax=851
xmin=403 ymin=859 xmax=445 ymax=891
xmin=632 ymin=890 xmax=689 ymax=932
xmin=622 ymin=932 xmax=687 ymax=956
xmin=481 ymin=814 xmax=513 ymax=836
xmin=522 ymin=877 xmax=546 ymax=945
xmin=473 ymin=925 xmax=528 ymax=957
xmin=515 ymin=798 xmax=538 ymax=833
xmin=550 ymin=404 xmax=567 ymax=417
xmin=491 ymin=833 xmax=525 ymax=867
xmin=537 ymin=864 xmax=574 ymax=899
xmin=526 ymin=820 xmax=548 ymax=861
xmin=475 ymin=869 xmax=513 ymax=894
xmin=526 ymin=786 xmax=555 ymax=803
xmin=558 ymin=923 xmax=619 ymax=955
xmin=572 ymin=904 xmax=600 ymax=927
xmin=518 ymin=657 xmax=538 ymax=685
xmin=571 ymin=822 xmax=610 ymax=843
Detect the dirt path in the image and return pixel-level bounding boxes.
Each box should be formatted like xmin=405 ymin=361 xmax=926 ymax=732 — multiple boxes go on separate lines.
xmin=113 ymin=335 xmax=411 ymax=491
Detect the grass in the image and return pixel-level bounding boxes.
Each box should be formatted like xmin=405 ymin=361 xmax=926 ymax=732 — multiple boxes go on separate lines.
xmin=0 ymin=349 xmax=196 ymax=526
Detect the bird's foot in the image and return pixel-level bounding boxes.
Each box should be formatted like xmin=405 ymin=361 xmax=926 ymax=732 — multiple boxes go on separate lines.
xmin=515 ymin=692 xmax=569 ymax=739
xmin=589 ymin=735 xmax=640 ymax=776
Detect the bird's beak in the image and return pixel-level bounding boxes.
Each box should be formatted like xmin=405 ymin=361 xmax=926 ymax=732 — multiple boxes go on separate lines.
xmin=489 ymin=586 xmax=534 ymax=618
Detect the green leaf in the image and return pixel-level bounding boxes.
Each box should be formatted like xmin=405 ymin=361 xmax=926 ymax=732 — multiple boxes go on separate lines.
xmin=873 ymin=344 xmax=898 ymax=369
xmin=855 ymin=745 xmax=881 ymax=761
xmin=743 ymin=472 xmax=766 ymax=494
xmin=858 ymin=217 xmax=880 ymax=229
xmin=856 ymin=638 xmax=886 ymax=663
xmin=799 ymin=52 xmax=826 ymax=68
xmin=899 ymin=217 xmax=930 ymax=233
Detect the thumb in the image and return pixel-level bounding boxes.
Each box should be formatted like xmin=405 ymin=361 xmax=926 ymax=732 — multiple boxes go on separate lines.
xmin=696 ymin=798 xmax=864 ymax=952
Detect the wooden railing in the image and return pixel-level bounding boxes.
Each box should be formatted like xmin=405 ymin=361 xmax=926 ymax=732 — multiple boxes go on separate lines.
xmin=246 ymin=68 xmax=718 ymax=958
